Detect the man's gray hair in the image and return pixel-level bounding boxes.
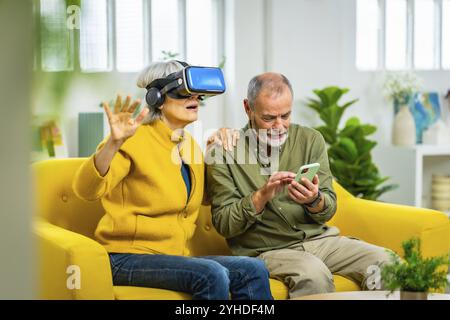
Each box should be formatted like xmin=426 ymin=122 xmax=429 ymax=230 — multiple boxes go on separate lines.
xmin=137 ymin=60 xmax=185 ymax=124
xmin=247 ymin=73 xmax=294 ymax=109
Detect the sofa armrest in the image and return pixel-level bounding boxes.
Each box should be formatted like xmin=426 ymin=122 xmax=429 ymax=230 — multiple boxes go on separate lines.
xmin=330 ymin=197 xmax=450 ymax=258
xmin=34 ymin=219 xmax=115 ymax=299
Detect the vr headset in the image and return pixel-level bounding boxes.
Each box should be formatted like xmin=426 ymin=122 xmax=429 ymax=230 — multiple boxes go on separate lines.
xmin=145 ymin=61 xmax=226 ymax=108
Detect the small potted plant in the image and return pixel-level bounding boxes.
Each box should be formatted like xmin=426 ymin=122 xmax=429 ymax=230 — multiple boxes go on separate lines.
xmin=381 ymin=238 xmax=449 ymax=300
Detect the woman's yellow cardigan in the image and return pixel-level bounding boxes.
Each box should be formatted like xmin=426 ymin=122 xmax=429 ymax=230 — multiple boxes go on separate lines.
xmin=72 ymin=119 xmax=204 ymax=256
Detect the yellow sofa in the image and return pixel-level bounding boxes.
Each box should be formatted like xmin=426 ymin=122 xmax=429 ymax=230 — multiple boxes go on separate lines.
xmin=33 ymin=158 xmax=450 ymax=299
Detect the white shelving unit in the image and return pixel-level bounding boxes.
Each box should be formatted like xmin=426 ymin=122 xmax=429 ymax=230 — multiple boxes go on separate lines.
xmin=373 ymin=145 xmax=450 ymax=216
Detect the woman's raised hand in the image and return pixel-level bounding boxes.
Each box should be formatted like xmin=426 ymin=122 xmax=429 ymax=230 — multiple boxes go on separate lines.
xmin=206 ymin=127 xmax=240 ymax=151
xmin=102 ymin=94 xmax=149 ymax=145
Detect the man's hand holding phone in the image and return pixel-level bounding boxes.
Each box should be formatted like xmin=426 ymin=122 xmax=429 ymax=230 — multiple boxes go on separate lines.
xmin=288 ymin=174 xmax=320 ymax=205
xmin=252 ymin=171 xmax=295 ymax=214
xmin=288 ymin=163 xmax=324 ymax=213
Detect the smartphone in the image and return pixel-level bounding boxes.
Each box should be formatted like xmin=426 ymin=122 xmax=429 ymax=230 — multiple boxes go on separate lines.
xmin=295 ymin=163 xmax=320 ymax=184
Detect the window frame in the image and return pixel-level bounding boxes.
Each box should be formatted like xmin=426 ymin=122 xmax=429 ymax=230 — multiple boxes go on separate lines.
xmin=356 ymin=0 xmax=449 ymax=71
xmin=36 ymin=0 xmax=225 ymax=73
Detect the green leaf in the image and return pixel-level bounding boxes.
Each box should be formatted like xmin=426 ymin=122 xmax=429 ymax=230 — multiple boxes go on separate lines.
xmin=345 ymin=117 xmax=360 ymax=127
xmin=358 ymin=141 xmax=377 ymax=157
xmin=306 ymin=98 xmax=323 ymax=112
xmin=339 ymin=125 xmax=359 ymax=138
xmin=323 ymin=86 xmax=349 ymax=105
xmin=341 ymin=98 xmax=359 ymax=110
xmin=354 ymin=179 xmax=377 ymax=186
xmin=331 ymin=159 xmax=347 ymax=176
xmin=329 ymin=87 xmax=348 ymax=105
xmin=315 ymin=126 xmax=337 ymax=145
xmin=361 ymin=124 xmax=377 ymax=136
xmin=314 ymin=89 xmax=330 ymax=107
xmin=319 ymin=105 xmax=345 ymax=130
xmin=337 ymin=137 xmax=358 ymax=161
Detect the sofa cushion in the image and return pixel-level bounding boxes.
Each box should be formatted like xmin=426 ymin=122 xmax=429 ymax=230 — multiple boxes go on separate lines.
xmin=113 ymin=275 xmax=360 ymax=300
xmin=269 ymin=276 xmax=359 ymax=299
xmin=114 ymin=286 xmax=191 ymax=300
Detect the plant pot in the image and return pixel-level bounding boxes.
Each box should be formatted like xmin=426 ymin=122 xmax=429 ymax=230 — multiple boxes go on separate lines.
xmin=400 ymin=291 xmax=428 ymax=300
xmin=392 ymin=105 xmax=416 ymax=146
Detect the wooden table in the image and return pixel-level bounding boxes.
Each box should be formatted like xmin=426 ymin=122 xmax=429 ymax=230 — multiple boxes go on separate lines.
xmin=294 ymin=291 xmax=450 ymax=300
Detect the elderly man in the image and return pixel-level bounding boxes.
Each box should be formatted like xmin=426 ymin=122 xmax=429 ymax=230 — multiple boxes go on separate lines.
xmin=206 ymin=72 xmax=392 ymax=298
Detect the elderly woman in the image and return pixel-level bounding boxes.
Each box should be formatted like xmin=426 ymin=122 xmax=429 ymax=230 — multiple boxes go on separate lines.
xmin=72 ymin=60 xmax=272 ymax=300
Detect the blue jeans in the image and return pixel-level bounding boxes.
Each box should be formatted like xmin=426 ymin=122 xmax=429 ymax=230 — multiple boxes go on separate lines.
xmin=109 ymin=253 xmax=273 ymax=300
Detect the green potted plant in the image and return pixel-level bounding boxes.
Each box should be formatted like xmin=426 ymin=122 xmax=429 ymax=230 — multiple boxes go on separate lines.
xmin=306 ymin=86 xmax=397 ymax=200
xmin=381 ymin=238 xmax=449 ymax=300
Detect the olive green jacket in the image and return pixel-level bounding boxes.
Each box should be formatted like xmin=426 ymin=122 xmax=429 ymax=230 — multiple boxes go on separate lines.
xmin=205 ymin=123 xmax=337 ymax=257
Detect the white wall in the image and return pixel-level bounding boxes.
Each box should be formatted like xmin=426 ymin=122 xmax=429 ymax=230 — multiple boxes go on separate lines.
xmin=225 ymin=0 xmax=450 ymax=146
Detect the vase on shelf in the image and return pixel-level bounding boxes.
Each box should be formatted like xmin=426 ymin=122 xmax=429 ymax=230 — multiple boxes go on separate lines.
xmin=392 ymin=104 xmax=416 ymax=146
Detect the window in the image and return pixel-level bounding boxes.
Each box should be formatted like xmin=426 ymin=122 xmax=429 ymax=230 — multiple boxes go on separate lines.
xmin=356 ymin=0 xmax=449 ymax=70
xmin=186 ymin=0 xmax=215 ymax=66
xmin=385 ymin=0 xmax=407 ymax=70
xmin=40 ymin=0 xmax=74 ymax=71
xmin=80 ymin=0 xmax=109 ymax=72
xmin=37 ymin=0 xmax=222 ymax=72
xmin=413 ymin=0 xmax=436 ymax=69
xmin=356 ymin=0 xmax=379 ymax=70
xmin=442 ymin=0 xmax=450 ymax=68
xmin=151 ymin=0 xmax=180 ymax=62
xmin=115 ymin=0 xmax=145 ymax=72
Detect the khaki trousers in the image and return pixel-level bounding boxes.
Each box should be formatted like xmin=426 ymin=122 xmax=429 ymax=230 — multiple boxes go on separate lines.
xmin=258 ymin=227 xmax=393 ymax=298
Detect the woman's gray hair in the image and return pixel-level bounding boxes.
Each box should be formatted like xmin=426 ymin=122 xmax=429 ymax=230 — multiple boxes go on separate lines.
xmin=247 ymin=73 xmax=294 ymax=109
xmin=137 ymin=60 xmax=185 ymax=124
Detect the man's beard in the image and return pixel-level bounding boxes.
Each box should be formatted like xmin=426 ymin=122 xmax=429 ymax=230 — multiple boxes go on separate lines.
xmin=249 ymin=118 xmax=288 ymax=148
xmin=256 ymin=129 xmax=288 ymax=148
